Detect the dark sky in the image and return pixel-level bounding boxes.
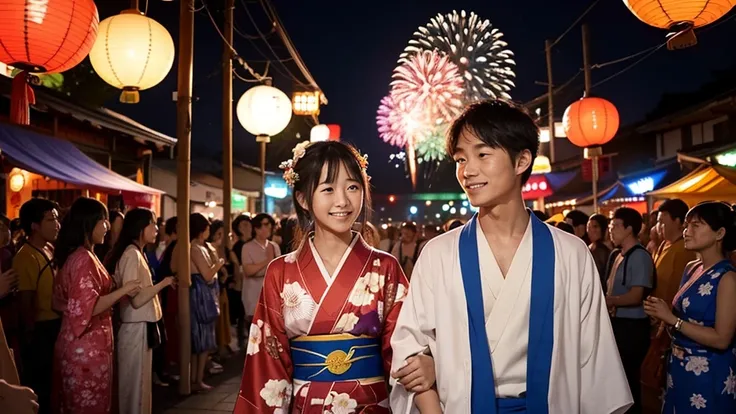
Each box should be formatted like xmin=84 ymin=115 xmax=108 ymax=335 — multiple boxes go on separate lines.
xmin=100 ymin=0 xmax=736 ymax=194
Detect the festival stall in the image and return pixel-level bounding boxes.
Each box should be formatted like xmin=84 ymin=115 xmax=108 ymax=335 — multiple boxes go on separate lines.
xmin=647 ymin=164 xmax=736 ymax=206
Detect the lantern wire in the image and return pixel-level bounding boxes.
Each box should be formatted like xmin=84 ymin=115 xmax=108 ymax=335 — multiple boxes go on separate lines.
xmin=551 ymin=0 xmax=601 ymax=47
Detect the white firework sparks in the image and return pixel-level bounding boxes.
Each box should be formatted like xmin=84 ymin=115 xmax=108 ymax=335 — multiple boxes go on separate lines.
xmin=399 ymin=10 xmax=516 ymax=102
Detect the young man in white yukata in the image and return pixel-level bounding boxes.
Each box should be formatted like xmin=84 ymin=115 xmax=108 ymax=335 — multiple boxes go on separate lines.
xmin=389 ymin=100 xmax=633 ymax=414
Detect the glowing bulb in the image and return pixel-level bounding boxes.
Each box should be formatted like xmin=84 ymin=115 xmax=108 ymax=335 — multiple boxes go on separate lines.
xmin=460 ymin=207 xmax=468 ymax=215
xmin=409 ymin=206 xmax=418 ymax=215
xmin=450 ymin=207 xmax=457 ymax=214
xmin=425 ymin=200 xmax=432 ymax=206
xmin=442 ymin=204 xmax=450 ymax=211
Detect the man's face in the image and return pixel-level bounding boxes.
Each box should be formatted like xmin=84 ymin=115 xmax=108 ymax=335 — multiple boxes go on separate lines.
xmin=452 ymin=129 xmax=531 ymax=208
xmin=36 ymin=209 xmax=60 ymax=243
xmin=608 ymin=218 xmax=630 ymax=247
xmin=657 ymin=211 xmax=679 ymax=240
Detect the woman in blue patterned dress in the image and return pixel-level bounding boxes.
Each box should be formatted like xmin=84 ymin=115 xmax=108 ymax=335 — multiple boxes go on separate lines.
xmin=644 ymin=201 xmax=736 ymax=413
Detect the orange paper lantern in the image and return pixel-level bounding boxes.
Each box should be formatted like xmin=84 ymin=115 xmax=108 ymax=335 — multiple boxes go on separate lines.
xmin=0 ymin=0 xmax=99 ymax=124
xmin=623 ymin=0 xmax=736 ymax=49
xmin=562 ymin=97 xmax=619 ymax=148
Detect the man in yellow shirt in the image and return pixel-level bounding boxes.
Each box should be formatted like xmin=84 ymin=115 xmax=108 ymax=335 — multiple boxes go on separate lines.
xmin=13 ymin=198 xmax=60 ymax=414
xmin=641 ymin=198 xmax=695 ymax=413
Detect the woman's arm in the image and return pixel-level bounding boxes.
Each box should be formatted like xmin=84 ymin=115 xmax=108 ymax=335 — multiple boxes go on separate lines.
xmin=414 ymin=388 xmax=442 ymax=414
xmin=130 ymin=278 xmax=174 ymax=309
xmin=675 ymin=272 xmax=736 ymax=350
xmin=93 ymin=280 xmax=141 ymax=315
xmin=192 ymin=247 xmax=223 ymax=282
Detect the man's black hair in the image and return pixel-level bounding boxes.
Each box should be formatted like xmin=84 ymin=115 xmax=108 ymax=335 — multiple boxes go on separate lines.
xmin=252 ymin=213 xmax=275 ymax=229
xmin=19 ymin=198 xmax=58 ymax=235
xmin=446 ymin=99 xmax=539 ymax=185
xmin=613 ymin=207 xmax=643 ymax=237
xmin=657 ymin=198 xmax=689 ymax=224
xmin=565 ymin=210 xmax=590 ymax=227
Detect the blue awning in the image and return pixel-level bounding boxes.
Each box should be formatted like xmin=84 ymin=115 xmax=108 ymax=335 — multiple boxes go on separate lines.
xmin=0 ymin=122 xmax=162 ymax=195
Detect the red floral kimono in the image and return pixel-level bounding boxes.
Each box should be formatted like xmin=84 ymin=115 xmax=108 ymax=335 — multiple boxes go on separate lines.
xmin=234 ymin=234 xmax=409 ymax=414
xmin=52 ymin=248 xmax=114 ymax=414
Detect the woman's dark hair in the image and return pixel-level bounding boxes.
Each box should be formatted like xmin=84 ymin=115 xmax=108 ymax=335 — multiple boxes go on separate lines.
xmin=55 ymin=197 xmax=108 ymax=269
xmin=290 ymin=141 xmax=372 ymax=247
xmin=232 ymin=214 xmax=251 ymax=237
xmin=105 ymin=208 xmax=155 ymax=275
xmin=164 ymin=216 xmax=178 ymax=236
xmin=685 ymin=201 xmax=736 ymax=254
xmin=100 ymin=210 xmax=124 ymax=248
xmin=589 ymin=214 xmax=610 ymax=241
xmin=555 ymin=221 xmax=575 ymax=234
xmin=280 ymin=216 xmax=297 ymax=253
xmin=190 ymin=213 xmax=210 ymax=241
xmin=208 ymin=219 xmax=225 ymax=243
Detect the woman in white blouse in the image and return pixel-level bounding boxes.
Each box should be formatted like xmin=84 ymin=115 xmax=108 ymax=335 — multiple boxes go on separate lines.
xmin=105 ymin=208 xmax=175 ymax=414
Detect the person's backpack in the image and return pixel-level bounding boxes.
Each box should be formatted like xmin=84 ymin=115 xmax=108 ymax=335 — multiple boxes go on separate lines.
xmin=604 ymin=244 xmax=657 ymax=296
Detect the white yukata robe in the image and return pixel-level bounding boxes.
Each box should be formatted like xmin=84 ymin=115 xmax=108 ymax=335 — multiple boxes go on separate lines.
xmin=390 ymin=212 xmax=632 ymax=414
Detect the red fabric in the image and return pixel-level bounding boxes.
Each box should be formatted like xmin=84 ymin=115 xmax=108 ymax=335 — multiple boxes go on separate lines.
xmin=10 ymin=72 xmax=35 ymax=125
xmin=233 ymin=237 xmax=409 ymax=413
xmin=0 ymin=0 xmax=99 ymax=73
xmin=51 ymin=248 xmax=114 ymax=414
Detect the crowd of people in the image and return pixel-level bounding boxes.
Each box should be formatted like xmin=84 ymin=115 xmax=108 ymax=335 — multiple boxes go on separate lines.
xmin=0 ymin=99 xmax=734 ymax=414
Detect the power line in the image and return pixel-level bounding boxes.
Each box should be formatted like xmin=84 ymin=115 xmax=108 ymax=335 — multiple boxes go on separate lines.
xmin=552 ymin=0 xmax=601 ymax=47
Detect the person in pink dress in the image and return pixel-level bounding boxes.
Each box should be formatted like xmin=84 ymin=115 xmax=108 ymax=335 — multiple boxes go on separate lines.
xmin=51 ymin=197 xmax=141 ymax=414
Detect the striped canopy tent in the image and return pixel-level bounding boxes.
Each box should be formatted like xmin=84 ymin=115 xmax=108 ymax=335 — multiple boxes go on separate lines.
xmin=648 ymin=164 xmax=736 ymax=205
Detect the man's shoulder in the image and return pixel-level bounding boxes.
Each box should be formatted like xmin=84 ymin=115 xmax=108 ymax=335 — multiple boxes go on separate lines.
xmin=548 ymin=224 xmax=590 ymax=257
xmin=420 ymin=226 xmax=463 ymax=255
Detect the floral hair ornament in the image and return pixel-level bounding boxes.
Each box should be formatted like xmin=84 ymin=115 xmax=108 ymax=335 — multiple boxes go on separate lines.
xmin=280 ymin=141 xmax=311 ymax=187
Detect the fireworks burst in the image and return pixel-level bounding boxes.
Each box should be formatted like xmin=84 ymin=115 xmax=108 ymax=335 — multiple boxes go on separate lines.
xmin=376 ymin=94 xmax=427 ymax=148
xmin=391 ymin=50 xmax=464 ymax=124
xmin=416 ymin=125 xmax=448 ymax=163
xmin=400 ymin=10 xmax=516 ymax=101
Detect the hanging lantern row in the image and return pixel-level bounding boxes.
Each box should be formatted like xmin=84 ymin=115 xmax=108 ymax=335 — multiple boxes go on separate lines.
xmin=237 ymin=84 xmax=293 ymax=142
xmin=89 ymin=9 xmax=175 ymax=104
xmin=623 ymin=0 xmax=736 ymax=50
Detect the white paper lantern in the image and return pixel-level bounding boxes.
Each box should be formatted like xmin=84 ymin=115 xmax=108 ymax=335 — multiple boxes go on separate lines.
xmin=89 ymin=10 xmax=175 ymax=103
xmin=237 ymin=85 xmax=292 ymax=137
xmin=310 ymin=124 xmax=330 ymax=142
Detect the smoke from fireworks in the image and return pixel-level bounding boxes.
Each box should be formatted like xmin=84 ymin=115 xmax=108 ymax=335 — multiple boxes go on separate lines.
xmin=400 ymin=10 xmax=516 ymax=101
xmin=376 ymin=94 xmax=426 ymax=148
xmin=391 ymin=50 xmax=464 ymax=124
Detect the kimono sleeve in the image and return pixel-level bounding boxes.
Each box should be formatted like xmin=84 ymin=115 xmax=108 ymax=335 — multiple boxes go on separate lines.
xmin=67 ymin=254 xmax=103 ymax=338
xmin=379 ymin=254 xmax=410 ymax=375
xmin=234 ymin=259 xmax=293 ymax=414
xmin=579 ymin=250 xmax=633 ymax=414
xmin=389 ymin=251 xmax=436 ymax=414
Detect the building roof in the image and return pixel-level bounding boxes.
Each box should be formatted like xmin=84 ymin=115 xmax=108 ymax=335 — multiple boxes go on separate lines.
xmin=0 ymin=76 xmax=177 ymax=147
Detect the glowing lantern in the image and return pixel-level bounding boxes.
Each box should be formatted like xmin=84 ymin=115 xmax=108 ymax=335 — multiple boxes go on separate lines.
xmin=623 ymin=0 xmax=736 ymax=49
xmin=310 ymin=124 xmax=330 ymax=142
xmin=532 ymin=155 xmax=551 ymax=175
xmin=563 ymin=97 xmax=619 ymax=149
xmin=89 ymin=10 xmax=175 ymax=103
xmin=8 ymin=169 xmax=25 ymax=192
xmin=237 ymin=85 xmax=292 ymax=139
xmin=327 ymin=124 xmax=341 ymax=141
xmin=0 ymin=0 xmax=99 ymax=124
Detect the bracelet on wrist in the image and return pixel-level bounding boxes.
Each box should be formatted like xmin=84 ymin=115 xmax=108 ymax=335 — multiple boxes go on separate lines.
xmin=674 ymin=318 xmax=684 ymax=331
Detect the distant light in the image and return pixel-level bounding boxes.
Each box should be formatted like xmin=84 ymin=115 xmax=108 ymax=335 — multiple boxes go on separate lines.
xmin=450 ymin=207 xmax=457 ymax=214
xmin=381 ymin=223 xmax=388 ymax=230
xmin=264 ymin=186 xmax=288 ymax=199
xmin=448 ymin=201 xmax=454 ymax=206
xmin=388 ymin=218 xmax=393 ymax=222
xmin=460 ymin=207 xmax=468 ymax=215
xmin=442 ymin=204 xmax=450 ymax=211
xmin=435 ymin=213 xmax=441 ymax=218
xmin=425 ymin=200 xmax=432 ymax=206
xmin=462 ymin=201 xmax=469 ymax=207
xmin=208 ymin=212 xmax=215 ymax=218
xmin=380 ymin=207 xmax=385 ymax=212
xmin=409 ymin=206 xmax=418 ymax=215
xmin=389 ymin=195 xmax=396 ymax=203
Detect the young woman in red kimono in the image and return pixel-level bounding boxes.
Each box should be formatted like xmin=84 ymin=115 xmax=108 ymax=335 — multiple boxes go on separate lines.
xmin=234 ymin=141 xmax=434 ymax=413
xmin=51 ymin=197 xmax=142 ymax=414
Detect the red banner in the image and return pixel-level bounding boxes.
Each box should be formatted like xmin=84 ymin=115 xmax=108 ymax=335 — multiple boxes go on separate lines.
xmin=581 ymin=156 xmax=612 ymax=181
xmin=122 ymin=191 xmax=155 ymax=210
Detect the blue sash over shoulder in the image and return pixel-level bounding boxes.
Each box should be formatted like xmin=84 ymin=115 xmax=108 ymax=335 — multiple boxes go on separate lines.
xmin=459 ymin=211 xmax=555 ymax=414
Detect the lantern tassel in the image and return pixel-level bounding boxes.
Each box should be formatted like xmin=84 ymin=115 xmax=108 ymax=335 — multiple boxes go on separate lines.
xmin=120 ymin=88 xmax=140 ymax=104
xmin=10 ymin=72 xmax=36 ymax=125
xmin=667 ymin=22 xmax=697 ymax=51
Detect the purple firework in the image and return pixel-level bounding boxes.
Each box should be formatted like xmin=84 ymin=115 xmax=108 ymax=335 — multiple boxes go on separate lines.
xmin=376 ymin=94 xmax=426 ymax=148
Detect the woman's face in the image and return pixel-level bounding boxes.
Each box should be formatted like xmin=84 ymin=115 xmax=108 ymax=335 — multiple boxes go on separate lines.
xmin=684 ymin=216 xmax=723 ymax=252
xmin=92 ymin=219 xmax=110 ymax=245
xmin=142 ymin=220 xmax=158 ymax=245
xmin=111 ymin=216 xmax=123 ymax=236
xmin=586 ymin=219 xmax=603 ymax=243
xmin=238 ymin=220 xmax=252 ymax=240
xmin=213 ymin=227 xmax=225 ymax=246
xmin=308 ymin=163 xmax=363 ymax=238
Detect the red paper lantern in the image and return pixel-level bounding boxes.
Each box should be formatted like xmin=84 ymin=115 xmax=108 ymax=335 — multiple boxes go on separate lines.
xmin=562 ymin=97 xmax=619 ymax=148
xmin=327 ymin=124 xmax=341 ymax=141
xmin=0 ymin=0 xmax=99 ymax=124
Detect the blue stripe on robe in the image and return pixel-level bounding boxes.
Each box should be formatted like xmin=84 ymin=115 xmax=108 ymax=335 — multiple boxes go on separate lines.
xmin=459 ymin=211 xmax=555 ymax=414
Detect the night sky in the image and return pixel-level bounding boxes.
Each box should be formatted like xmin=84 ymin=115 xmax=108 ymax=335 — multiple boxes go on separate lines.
xmin=99 ymin=0 xmax=736 ymax=195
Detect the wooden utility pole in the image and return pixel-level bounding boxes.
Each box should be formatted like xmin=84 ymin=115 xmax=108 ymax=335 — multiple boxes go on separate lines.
xmin=176 ymin=0 xmax=194 ymax=396
xmin=222 ymin=0 xmax=234 ymax=231
xmin=545 ymin=39 xmax=555 ymax=163
xmin=582 ymin=23 xmax=599 ymax=213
